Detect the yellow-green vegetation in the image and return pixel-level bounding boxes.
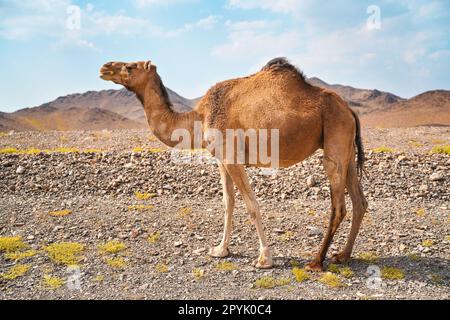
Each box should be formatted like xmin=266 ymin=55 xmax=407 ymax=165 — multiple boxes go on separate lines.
xmin=149 ymin=148 xmax=165 ymax=153
xmin=43 ymin=275 xmax=65 ymax=289
xmin=84 ymin=149 xmax=103 ymax=154
xmin=358 ymin=252 xmax=379 ymax=264
xmin=179 ymin=207 xmax=193 ymax=218
xmin=155 ymin=263 xmax=169 ymax=273
xmin=430 ymin=145 xmax=450 ymax=155
xmin=0 ymin=131 xmax=7 ymax=138
xmin=431 ymin=139 xmax=447 ymax=145
xmin=307 ymin=210 xmax=316 ymax=216
xmin=415 ymin=208 xmax=426 ymax=217
xmin=372 ymin=146 xmax=394 ymax=153
xmin=132 ymin=147 xmax=144 ymax=153
xmin=292 ymin=267 xmax=310 ymax=282
xmin=192 ymin=268 xmax=205 ymax=280
xmin=408 ymin=253 xmax=421 ymax=262
xmin=98 ymin=240 xmax=127 ymax=254
xmin=280 ymin=231 xmax=294 ymax=242
xmin=0 ymin=147 xmax=19 ymax=154
xmin=128 ymin=204 xmax=154 ymax=211
xmin=147 ymin=232 xmax=161 ymax=244
xmin=255 ymin=276 xmax=291 ymax=289
xmin=381 ymin=267 xmax=404 ymax=280
xmin=318 ymin=273 xmax=342 ymax=288
xmin=94 ymin=275 xmax=105 ymax=282
xmin=446 ymin=236 xmax=450 ymax=242
xmin=134 ymin=191 xmax=157 ymax=201
xmin=430 ymin=273 xmax=444 ymax=285
xmin=1 ymin=264 xmax=31 ymax=280
xmin=408 ymin=140 xmax=423 ymax=148
xmin=49 ymin=209 xmax=72 ymax=217
xmin=4 ymin=249 xmax=38 ymax=261
xmin=422 ymin=239 xmax=434 ymax=247
xmin=327 ymin=264 xmax=354 ymax=278
xmin=216 ymin=261 xmax=237 ymax=272
xmin=0 ymin=236 xmax=27 ymax=252
xmin=289 ymin=260 xmax=300 ymax=267
xmin=52 ymin=147 xmax=80 ymax=153
xmin=44 ymin=242 xmax=84 ymax=265
xmin=105 ymin=257 xmax=127 ymax=268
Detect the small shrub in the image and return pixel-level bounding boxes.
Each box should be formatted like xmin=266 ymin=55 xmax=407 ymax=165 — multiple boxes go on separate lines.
xmin=43 ymin=275 xmax=64 ymax=289
xmin=255 ymin=276 xmax=291 ymax=289
xmin=4 ymin=250 xmax=38 ymax=261
xmin=430 ymin=145 xmax=450 ymax=155
xmin=318 ymin=273 xmax=342 ymax=288
xmin=422 ymin=239 xmax=434 ymax=247
xmin=372 ymin=146 xmax=394 ymax=153
xmin=327 ymin=264 xmax=354 ymax=278
xmin=381 ymin=267 xmax=404 ymax=280
xmin=105 ymin=257 xmax=127 ymax=268
xmin=280 ymin=231 xmax=294 ymax=242
xmin=94 ymin=275 xmax=105 ymax=282
xmin=0 ymin=236 xmax=27 ymax=252
xmin=192 ymin=268 xmax=205 ymax=279
xmin=49 ymin=209 xmax=72 ymax=217
xmin=358 ymin=252 xmax=379 ymax=264
xmin=134 ymin=192 xmax=156 ymax=201
xmin=98 ymin=240 xmax=127 ymax=254
xmin=415 ymin=208 xmax=426 ymax=217
xmin=147 ymin=232 xmax=161 ymax=244
xmin=216 ymin=261 xmax=237 ymax=272
xmin=155 ymin=263 xmax=169 ymax=273
xmin=292 ymin=267 xmax=310 ymax=282
xmin=1 ymin=264 xmax=31 ymax=280
xmin=44 ymin=242 xmax=84 ymax=265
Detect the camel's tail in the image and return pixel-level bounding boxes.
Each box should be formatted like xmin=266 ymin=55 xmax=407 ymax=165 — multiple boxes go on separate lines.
xmin=351 ymin=110 xmax=365 ymax=179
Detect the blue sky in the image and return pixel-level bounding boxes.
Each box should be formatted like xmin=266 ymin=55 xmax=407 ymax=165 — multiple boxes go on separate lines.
xmin=0 ymin=0 xmax=449 ymax=112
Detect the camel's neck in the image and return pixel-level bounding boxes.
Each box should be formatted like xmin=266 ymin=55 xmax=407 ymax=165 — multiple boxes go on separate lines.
xmin=132 ymin=77 xmax=202 ymax=149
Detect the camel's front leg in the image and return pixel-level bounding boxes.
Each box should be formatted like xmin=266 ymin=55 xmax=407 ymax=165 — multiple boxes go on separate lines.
xmin=209 ymin=163 xmax=235 ymax=258
xmin=224 ymin=164 xmax=273 ymax=269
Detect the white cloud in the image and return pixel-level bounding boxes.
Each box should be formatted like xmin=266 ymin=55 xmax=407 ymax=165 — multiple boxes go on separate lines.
xmin=227 ymin=0 xmax=304 ymax=14
xmin=134 ymin=0 xmax=197 ymax=8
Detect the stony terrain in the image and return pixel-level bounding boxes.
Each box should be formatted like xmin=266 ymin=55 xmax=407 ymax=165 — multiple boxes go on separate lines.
xmin=0 ymin=127 xmax=449 ymax=300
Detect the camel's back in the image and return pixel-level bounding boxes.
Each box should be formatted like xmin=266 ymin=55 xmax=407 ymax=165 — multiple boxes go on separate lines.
xmin=201 ymin=58 xmax=324 ymax=131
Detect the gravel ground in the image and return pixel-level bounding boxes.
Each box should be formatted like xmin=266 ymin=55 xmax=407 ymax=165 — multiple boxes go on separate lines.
xmin=0 ymin=128 xmax=449 ymax=300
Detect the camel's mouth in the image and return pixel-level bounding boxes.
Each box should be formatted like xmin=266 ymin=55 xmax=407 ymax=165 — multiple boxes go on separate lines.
xmin=99 ymin=68 xmax=115 ymax=80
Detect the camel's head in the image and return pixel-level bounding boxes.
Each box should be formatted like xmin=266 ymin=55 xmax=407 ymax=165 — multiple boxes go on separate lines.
xmin=99 ymin=60 xmax=155 ymax=89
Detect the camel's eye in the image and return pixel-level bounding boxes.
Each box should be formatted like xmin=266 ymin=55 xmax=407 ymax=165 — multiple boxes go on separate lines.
xmin=126 ymin=63 xmax=137 ymax=71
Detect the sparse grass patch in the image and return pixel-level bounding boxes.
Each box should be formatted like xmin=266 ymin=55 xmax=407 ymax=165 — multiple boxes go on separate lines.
xmin=415 ymin=208 xmax=426 ymax=217
xmin=255 ymin=276 xmax=291 ymax=289
xmin=192 ymin=268 xmax=205 ymax=280
xmin=148 ymin=148 xmax=165 ymax=153
xmin=408 ymin=253 xmax=421 ymax=261
xmin=155 ymin=263 xmax=169 ymax=273
xmin=292 ymin=267 xmax=310 ymax=282
xmin=307 ymin=210 xmax=316 ymax=216
xmin=44 ymin=242 xmax=84 ymax=265
xmin=43 ymin=275 xmax=64 ymax=289
xmin=216 ymin=261 xmax=237 ymax=272
xmin=358 ymin=252 xmax=379 ymax=264
xmin=408 ymin=140 xmax=423 ymax=148
xmin=49 ymin=209 xmax=72 ymax=217
xmin=94 ymin=275 xmax=105 ymax=282
xmin=0 ymin=236 xmax=27 ymax=252
xmin=105 ymin=257 xmax=127 ymax=268
xmin=0 ymin=148 xmax=19 ymax=154
xmin=372 ymin=146 xmax=394 ymax=153
xmin=445 ymin=236 xmax=450 ymax=242
xmin=1 ymin=264 xmax=31 ymax=280
xmin=430 ymin=145 xmax=450 ymax=155
xmin=318 ymin=273 xmax=342 ymax=288
xmin=327 ymin=264 xmax=353 ymax=278
xmin=51 ymin=147 xmax=80 ymax=154
xmin=381 ymin=267 xmax=404 ymax=280
xmin=84 ymin=149 xmax=103 ymax=154
xmin=431 ymin=139 xmax=447 ymax=145
xmin=280 ymin=231 xmax=294 ymax=242
xmin=98 ymin=240 xmax=127 ymax=254
xmin=128 ymin=204 xmax=154 ymax=211
xmin=134 ymin=191 xmax=156 ymax=201
xmin=132 ymin=147 xmax=144 ymax=153
xmin=4 ymin=250 xmax=38 ymax=261
xmin=422 ymin=239 xmax=434 ymax=247
xmin=147 ymin=232 xmax=161 ymax=244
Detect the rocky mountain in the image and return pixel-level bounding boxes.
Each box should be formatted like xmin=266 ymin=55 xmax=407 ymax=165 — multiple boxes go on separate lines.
xmin=0 ymin=79 xmax=448 ymax=131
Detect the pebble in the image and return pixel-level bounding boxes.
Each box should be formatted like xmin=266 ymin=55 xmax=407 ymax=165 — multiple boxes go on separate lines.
xmin=16 ymin=166 xmax=25 ymax=174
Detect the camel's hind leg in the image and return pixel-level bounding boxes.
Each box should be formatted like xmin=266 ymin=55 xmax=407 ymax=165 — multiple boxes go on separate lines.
xmin=306 ymin=151 xmax=349 ymax=272
xmin=331 ymin=157 xmax=368 ymax=264
xmin=209 ymin=163 xmax=235 ymax=258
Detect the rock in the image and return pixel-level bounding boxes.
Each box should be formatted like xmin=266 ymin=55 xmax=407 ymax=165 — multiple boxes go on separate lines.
xmin=174 ymin=241 xmax=183 ymax=247
xmin=193 ymin=248 xmax=206 ymax=255
xmin=429 ymin=172 xmax=443 ymax=181
xmin=16 ymin=166 xmax=25 ymax=174
xmin=306 ymin=176 xmax=316 ymax=188
xmin=419 ymin=185 xmax=428 ymax=192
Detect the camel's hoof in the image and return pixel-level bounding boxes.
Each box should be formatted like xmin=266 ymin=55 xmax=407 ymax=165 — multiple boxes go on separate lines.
xmin=305 ymin=261 xmax=324 ymax=272
xmin=330 ymin=252 xmax=351 ymax=264
xmin=252 ymin=248 xmax=274 ymax=269
xmin=208 ymin=246 xmax=230 ymax=258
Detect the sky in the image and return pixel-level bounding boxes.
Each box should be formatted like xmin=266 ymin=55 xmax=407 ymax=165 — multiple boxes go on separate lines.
xmin=0 ymin=0 xmax=449 ymax=112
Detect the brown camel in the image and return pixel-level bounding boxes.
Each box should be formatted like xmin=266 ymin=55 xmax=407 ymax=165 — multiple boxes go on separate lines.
xmin=99 ymin=57 xmax=368 ymax=271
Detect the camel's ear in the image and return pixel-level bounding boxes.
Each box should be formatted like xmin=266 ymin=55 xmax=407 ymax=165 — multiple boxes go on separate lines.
xmin=144 ymin=61 xmax=152 ymax=71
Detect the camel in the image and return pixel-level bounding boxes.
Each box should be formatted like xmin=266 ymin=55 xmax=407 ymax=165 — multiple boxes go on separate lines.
xmin=99 ymin=57 xmax=368 ymax=271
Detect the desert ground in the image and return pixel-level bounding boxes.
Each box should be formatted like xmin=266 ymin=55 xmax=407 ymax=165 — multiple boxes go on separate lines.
xmin=0 ymin=127 xmax=449 ymax=300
